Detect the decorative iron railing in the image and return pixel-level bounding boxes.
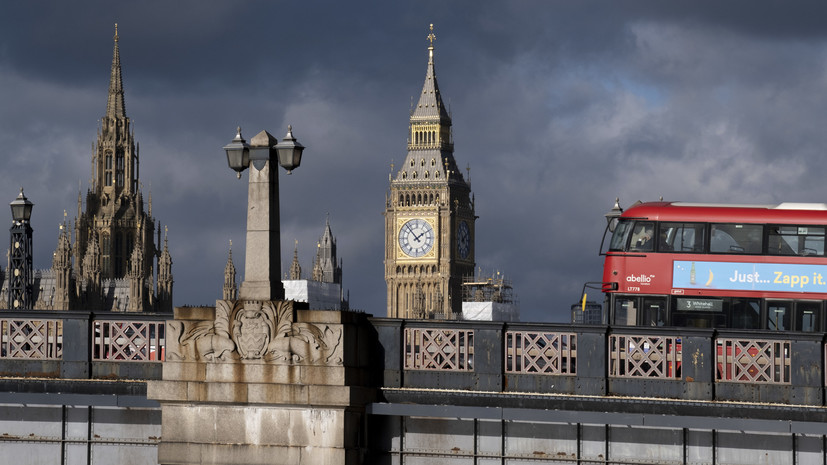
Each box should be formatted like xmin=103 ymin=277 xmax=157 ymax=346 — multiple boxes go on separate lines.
xmin=404 ymin=327 xmax=474 ymax=371
xmin=0 ymin=318 xmax=63 ymax=359
xmin=505 ymin=331 xmax=576 ymax=375
xmin=716 ymin=338 xmax=790 ymax=384
xmin=93 ymin=320 xmax=166 ymax=362
xmin=608 ymin=334 xmax=681 ymax=379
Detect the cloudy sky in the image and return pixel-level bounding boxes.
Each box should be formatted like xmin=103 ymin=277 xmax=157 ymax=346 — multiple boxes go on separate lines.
xmin=3 ymin=2 xmax=827 ymax=322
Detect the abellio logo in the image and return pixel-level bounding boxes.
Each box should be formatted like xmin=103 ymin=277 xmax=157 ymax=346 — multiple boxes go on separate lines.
xmin=626 ymin=274 xmax=654 ymax=283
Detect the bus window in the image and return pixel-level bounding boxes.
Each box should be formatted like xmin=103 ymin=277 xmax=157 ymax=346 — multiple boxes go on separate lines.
xmin=803 ymin=231 xmax=825 ymax=256
xmin=660 ymin=222 xmax=705 ymax=253
xmin=642 ymin=297 xmax=667 ymax=326
xmin=609 ymin=220 xmax=633 ymax=251
xmin=614 ymin=297 xmax=638 ymax=325
xmin=795 ymin=301 xmax=821 ymax=332
xmin=768 ymin=226 xmax=825 ymax=256
xmin=768 ymin=226 xmax=800 ymax=255
xmin=629 ymin=222 xmax=655 ymax=251
xmin=729 ymin=299 xmax=761 ymax=329
xmin=766 ymin=301 xmax=792 ymax=331
xmin=710 ymin=224 xmax=763 ymax=254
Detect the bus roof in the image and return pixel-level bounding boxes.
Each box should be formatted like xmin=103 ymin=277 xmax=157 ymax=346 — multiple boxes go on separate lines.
xmin=620 ymin=201 xmax=827 ymax=224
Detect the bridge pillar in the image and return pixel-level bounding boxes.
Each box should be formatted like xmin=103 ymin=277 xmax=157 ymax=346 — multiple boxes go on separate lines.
xmin=148 ymin=302 xmax=377 ymax=464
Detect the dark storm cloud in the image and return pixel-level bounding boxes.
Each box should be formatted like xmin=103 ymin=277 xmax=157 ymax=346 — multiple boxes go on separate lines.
xmin=4 ymin=1 xmax=827 ymax=321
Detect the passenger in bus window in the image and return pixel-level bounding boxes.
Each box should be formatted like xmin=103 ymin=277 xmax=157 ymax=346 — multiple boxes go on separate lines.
xmin=630 ymin=223 xmax=654 ymax=250
xmin=658 ymin=230 xmax=672 ymax=251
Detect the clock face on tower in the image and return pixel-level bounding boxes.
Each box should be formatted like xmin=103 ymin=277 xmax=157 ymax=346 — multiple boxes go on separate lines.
xmin=398 ymin=218 xmax=435 ymax=258
xmin=457 ymin=220 xmax=470 ymax=259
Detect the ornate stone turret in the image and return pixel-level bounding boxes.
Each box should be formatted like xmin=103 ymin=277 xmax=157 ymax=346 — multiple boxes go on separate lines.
xmin=81 ymin=230 xmax=102 ymax=307
xmin=289 ymin=240 xmax=302 ymax=280
xmin=222 ymin=241 xmax=237 ymax=301
xmin=50 ymin=214 xmax=73 ymax=310
xmin=318 ymin=215 xmax=341 ymax=284
xmin=311 ymin=243 xmax=323 ymax=282
xmin=157 ymin=226 xmax=173 ymax=312
xmin=73 ymin=189 xmax=83 ymax=281
xmin=127 ymin=227 xmax=145 ymax=312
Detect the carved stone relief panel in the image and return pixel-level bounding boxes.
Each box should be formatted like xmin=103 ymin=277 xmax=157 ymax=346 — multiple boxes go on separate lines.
xmin=166 ymin=300 xmax=342 ymax=365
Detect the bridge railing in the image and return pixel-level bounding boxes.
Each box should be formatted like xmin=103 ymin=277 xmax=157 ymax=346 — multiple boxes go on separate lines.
xmin=2 ymin=312 xmax=824 ymax=405
xmin=715 ymin=338 xmax=790 ymax=384
xmin=0 ymin=310 xmax=168 ymax=380
xmin=404 ymin=327 xmax=473 ymax=371
xmin=505 ymin=330 xmax=576 ymax=375
xmin=0 ymin=318 xmax=63 ymax=359
xmin=372 ymin=318 xmax=826 ymax=406
xmin=608 ymin=334 xmax=681 ymax=379
xmin=93 ymin=320 xmax=166 ymax=362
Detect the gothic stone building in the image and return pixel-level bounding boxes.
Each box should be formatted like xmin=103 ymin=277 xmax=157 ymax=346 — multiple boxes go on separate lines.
xmin=1 ymin=26 xmax=172 ymax=312
xmin=285 ymin=217 xmax=347 ymax=310
xmin=384 ymin=26 xmax=476 ymax=319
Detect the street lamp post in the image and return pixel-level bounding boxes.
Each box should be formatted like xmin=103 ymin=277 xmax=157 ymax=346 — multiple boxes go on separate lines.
xmin=604 ymin=197 xmax=623 ymax=233
xmin=224 ymin=126 xmax=304 ymax=301
xmin=8 ymin=188 xmax=34 ymax=310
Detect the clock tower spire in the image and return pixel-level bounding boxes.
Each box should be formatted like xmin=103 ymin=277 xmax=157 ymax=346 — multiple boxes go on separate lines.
xmin=384 ymin=24 xmax=476 ymax=319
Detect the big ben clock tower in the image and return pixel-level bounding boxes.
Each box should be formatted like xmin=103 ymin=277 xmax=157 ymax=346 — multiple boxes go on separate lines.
xmin=384 ymin=25 xmax=476 ymax=319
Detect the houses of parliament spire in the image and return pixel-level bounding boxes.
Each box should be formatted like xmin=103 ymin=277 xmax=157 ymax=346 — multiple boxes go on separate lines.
xmin=0 ymin=25 xmax=174 ymax=312
xmin=106 ymin=24 xmax=126 ymax=121
xmin=69 ymin=24 xmax=173 ymax=311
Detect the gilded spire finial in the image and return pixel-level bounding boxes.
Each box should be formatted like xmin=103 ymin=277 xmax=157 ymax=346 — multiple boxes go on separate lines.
xmin=427 ymin=24 xmax=436 ymax=62
xmin=114 ymin=23 xmax=119 ymax=42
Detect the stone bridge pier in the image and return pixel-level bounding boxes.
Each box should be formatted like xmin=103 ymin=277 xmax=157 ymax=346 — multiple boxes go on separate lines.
xmin=148 ymin=301 xmax=377 ymax=464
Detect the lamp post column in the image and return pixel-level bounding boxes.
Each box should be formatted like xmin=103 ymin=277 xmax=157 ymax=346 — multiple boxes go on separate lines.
xmin=240 ymin=130 xmax=284 ymax=301
xmin=224 ymin=127 xmax=304 ymax=302
xmin=8 ymin=188 xmax=34 ymax=310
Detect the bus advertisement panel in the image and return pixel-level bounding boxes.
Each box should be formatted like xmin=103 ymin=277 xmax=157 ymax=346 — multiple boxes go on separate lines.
xmin=673 ymin=261 xmax=827 ymax=293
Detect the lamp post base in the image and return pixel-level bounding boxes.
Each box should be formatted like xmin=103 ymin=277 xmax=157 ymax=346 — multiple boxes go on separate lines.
xmin=238 ymin=281 xmax=285 ymax=302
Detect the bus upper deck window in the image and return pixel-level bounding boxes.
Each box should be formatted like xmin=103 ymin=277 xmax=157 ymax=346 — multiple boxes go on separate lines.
xmin=768 ymin=225 xmax=825 ymax=256
xmin=629 ymin=222 xmax=655 ymax=251
xmin=710 ymin=224 xmax=763 ymax=254
xmin=660 ymin=222 xmax=705 ymax=253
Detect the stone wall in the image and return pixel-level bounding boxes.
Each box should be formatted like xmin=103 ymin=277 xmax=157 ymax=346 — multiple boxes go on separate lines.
xmin=148 ymin=302 xmax=377 ymax=464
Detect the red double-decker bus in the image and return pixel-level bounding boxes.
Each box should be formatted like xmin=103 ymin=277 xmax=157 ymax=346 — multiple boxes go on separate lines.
xmin=601 ymin=200 xmax=827 ymax=331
